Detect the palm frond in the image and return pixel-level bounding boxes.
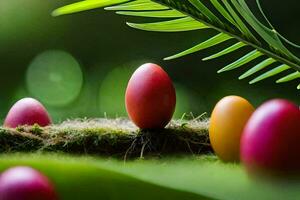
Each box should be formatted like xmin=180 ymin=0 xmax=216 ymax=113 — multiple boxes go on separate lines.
xmin=53 ymin=0 xmax=300 ymax=90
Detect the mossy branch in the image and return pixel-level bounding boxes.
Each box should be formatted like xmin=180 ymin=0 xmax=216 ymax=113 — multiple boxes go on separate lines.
xmin=0 ymin=118 xmax=210 ymax=158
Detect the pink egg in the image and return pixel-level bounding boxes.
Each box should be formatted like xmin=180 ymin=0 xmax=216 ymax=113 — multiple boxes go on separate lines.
xmin=125 ymin=63 xmax=176 ymax=129
xmin=241 ymin=99 xmax=300 ymax=177
xmin=0 ymin=166 xmax=58 ymax=200
xmin=4 ymin=98 xmax=52 ymax=128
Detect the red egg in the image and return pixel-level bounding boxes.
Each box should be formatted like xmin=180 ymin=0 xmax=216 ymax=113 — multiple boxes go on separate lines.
xmin=241 ymin=99 xmax=300 ymax=177
xmin=4 ymin=98 xmax=52 ymax=128
xmin=0 ymin=166 xmax=58 ymax=200
xmin=125 ymin=63 xmax=176 ymax=129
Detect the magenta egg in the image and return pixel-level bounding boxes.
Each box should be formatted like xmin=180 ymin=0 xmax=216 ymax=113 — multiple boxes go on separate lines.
xmin=125 ymin=63 xmax=176 ymax=129
xmin=0 ymin=166 xmax=58 ymax=200
xmin=4 ymin=98 xmax=52 ymax=128
xmin=241 ymin=99 xmax=300 ymax=177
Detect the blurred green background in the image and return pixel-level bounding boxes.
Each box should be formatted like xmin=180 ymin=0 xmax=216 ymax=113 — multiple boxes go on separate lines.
xmin=0 ymin=0 xmax=299 ymax=122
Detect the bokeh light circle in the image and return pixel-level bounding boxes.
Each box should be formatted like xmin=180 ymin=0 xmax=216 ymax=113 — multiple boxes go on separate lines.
xmin=98 ymin=66 xmax=135 ymax=117
xmin=26 ymin=50 xmax=83 ymax=106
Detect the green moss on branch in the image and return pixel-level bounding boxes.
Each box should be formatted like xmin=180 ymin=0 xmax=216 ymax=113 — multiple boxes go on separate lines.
xmin=0 ymin=118 xmax=211 ymax=158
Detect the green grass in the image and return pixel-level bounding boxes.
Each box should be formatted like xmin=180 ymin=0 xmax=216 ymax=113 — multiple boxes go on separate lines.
xmin=0 ymin=153 xmax=300 ymax=200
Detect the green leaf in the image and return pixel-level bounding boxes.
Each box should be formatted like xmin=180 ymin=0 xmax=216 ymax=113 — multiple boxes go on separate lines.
xmin=249 ymin=64 xmax=290 ymax=84
xmin=116 ymin=0 xmax=148 ymax=5
xmin=210 ymin=0 xmax=237 ymax=27
xmin=165 ymin=33 xmax=232 ymax=60
xmin=52 ymin=0 xmax=129 ymax=16
xmin=127 ymin=17 xmax=208 ymax=32
xmin=233 ymin=0 xmax=299 ymax=61
xmin=277 ymin=71 xmax=300 ymax=83
xmin=105 ymin=1 xmax=168 ymax=11
xmin=188 ymin=0 xmax=221 ymax=23
xmin=0 ymin=154 xmax=212 ymax=200
xmin=239 ymin=58 xmax=276 ymax=79
xmin=2 ymin=154 xmax=300 ymax=200
xmin=218 ymin=50 xmax=263 ymax=73
xmin=222 ymin=0 xmax=258 ymax=43
xmin=116 ymin=9 xmax=185 ymax=18
xmin=202 ymin=42 xmax=246 ymax=61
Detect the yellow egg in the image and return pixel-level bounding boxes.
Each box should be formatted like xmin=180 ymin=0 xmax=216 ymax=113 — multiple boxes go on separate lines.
xmin=209 ymin=96 xmax=255 ymax=162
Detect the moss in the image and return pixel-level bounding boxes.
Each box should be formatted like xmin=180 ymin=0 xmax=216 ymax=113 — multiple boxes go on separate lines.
xmin=0 ymin=118 xmax=211 ymax=158
xmin=30 ymin=124 xmax=43 ymax=135
xmin=0 ymin=128 xmax=43 ymax=152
